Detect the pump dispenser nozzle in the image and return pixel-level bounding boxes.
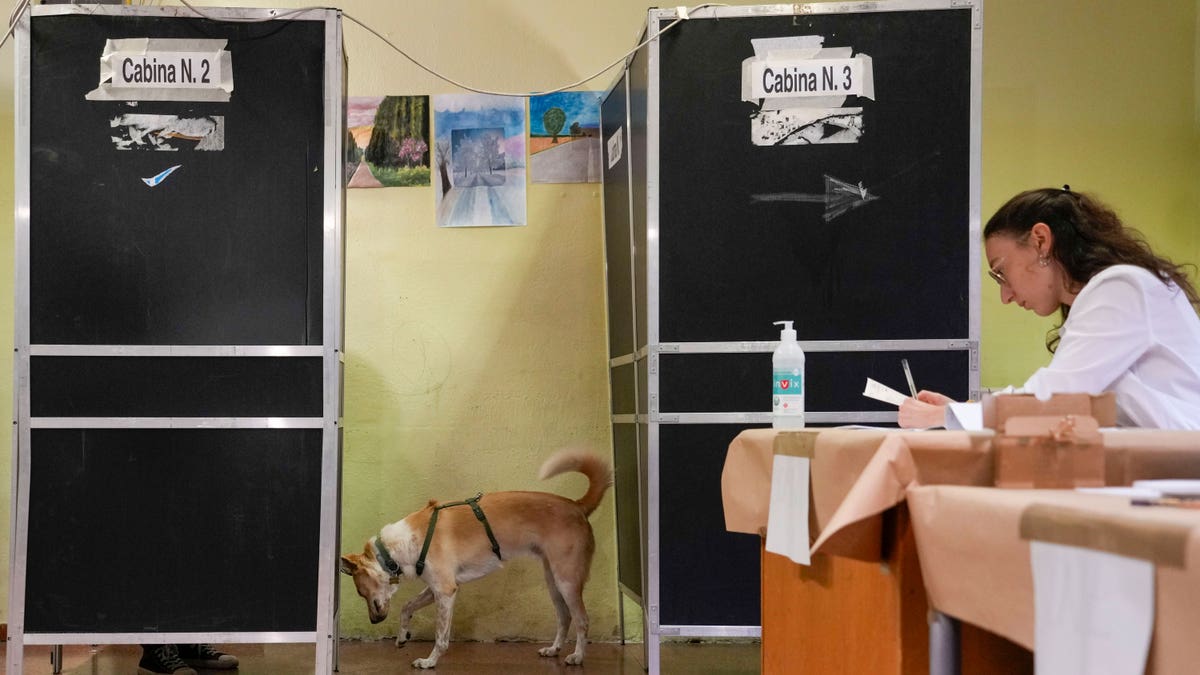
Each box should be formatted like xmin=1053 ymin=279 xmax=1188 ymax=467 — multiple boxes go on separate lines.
xmin=773 ymin=320 xmax=796 ymax=341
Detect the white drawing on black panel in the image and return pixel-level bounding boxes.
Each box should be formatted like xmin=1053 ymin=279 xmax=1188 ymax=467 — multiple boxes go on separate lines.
xmin=109 ymin=114 xmax=225 ymax=151
xmin=142 ymin=164 xmax=182 ymax=187
xmin=752 ymin=108 xmax=864 ymax=145
xmin=751 ymin=174 xmax=879 ymax=222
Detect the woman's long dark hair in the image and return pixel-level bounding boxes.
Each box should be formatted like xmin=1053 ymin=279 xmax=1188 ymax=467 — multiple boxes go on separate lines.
xmin=983 ymin=187 xmax=1200 ymax=353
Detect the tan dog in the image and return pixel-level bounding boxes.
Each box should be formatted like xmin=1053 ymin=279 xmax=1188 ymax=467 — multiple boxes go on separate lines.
xmin=340 ymin=449 xmax=611 ymax=669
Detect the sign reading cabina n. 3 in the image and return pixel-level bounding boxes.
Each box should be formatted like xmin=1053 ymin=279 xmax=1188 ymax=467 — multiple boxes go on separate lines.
xmin=746 ymin=56 xmax=874 ymax=99
xmin=740 ymin=36 xmax=876 ymax=146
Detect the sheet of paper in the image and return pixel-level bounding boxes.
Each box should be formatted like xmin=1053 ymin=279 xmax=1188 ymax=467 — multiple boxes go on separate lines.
xmin=1076 ymin=486 xmax=1162 ymax=500
xmin=944 ymin=401 xmax=983 ymax=430
xmin=1030 ymin=541 xmax=1154 ymax=675
xmin=862 ymin=377 xmax=907 ymax=406
xmin=764 ymin=454 xmax=811 ymax=565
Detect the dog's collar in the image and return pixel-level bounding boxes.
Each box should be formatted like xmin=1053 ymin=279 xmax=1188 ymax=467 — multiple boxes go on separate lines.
xmin=371 ymin=535 xmax=403 ymax=584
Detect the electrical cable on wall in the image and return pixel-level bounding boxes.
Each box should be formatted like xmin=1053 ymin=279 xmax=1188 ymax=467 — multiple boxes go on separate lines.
xmin=3 ymin=1 xmax=728 ymax=94
xmin=336 ymin=3 xmax=728 ymax=96
xmin=162 ymin=0 xmax=727 ymax=97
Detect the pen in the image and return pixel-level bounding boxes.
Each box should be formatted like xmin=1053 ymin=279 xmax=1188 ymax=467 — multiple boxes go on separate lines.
xmin=901 ymin=359 xmax=917 ymax=398
xmin=1131 ymin=497 xmax=1200 ymax=509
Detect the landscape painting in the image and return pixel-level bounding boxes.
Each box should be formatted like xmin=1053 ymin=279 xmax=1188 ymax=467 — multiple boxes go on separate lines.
xmin=433 ymin=93 xmax=527 ymax=227
xmin=346 ymin=95 xmax=431 ymax=188
xmin=529 ymin=91 xmax=601 ymax=183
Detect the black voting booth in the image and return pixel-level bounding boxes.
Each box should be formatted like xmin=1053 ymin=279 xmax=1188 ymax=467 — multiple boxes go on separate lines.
xmin=10 ymin=6 xmax=344 ymax=674
xmin=601 ymin=3 xmax=981 ymax=671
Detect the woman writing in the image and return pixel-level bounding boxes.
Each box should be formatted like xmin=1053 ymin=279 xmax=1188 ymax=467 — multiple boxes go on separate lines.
xmin=899 ymin=186 xmax=1200 ymax=430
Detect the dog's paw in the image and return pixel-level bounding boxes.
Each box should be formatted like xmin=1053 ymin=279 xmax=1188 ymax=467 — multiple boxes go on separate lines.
xmin=412 ymin=657 xmax=438 ymax=669
xmin=395 ymin=631 xmax=411 ymax=647
xmin=538 ymin=646 xmax=560 ymax=657
xmin=564 ymin=653 xmax=584 ymax=666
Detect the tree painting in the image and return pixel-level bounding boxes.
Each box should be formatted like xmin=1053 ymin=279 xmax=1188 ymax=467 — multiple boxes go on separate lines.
xmin=347 ymin=95 xmax=431 ymax=188
xmin=433 ymin=93 xmax=526 ymax=227
xmin=543 ymin=107 xmax=566 ymax=144
xmin=451 ymin=128 xmax=506 ymax=185
xmin=528 ymin=91 xmax=602 ymax=184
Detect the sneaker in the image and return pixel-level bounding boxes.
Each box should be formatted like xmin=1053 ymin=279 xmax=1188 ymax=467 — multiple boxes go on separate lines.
xmin=177 ymin=643 xmax=240 ymax=670
xmin=138 ymin=644 xmax=198 ymax=675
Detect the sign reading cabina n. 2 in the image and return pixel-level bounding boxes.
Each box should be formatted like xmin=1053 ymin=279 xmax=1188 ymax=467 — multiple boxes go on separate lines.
xmin=87 ymin=37 xmax=234 ymax=102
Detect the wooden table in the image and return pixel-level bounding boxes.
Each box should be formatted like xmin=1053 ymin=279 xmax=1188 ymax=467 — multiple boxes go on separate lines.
xmin=908 ymin=486 xmax=1200 ymax=674
xmin=722 ymin=428 xmax=1200 ymax=674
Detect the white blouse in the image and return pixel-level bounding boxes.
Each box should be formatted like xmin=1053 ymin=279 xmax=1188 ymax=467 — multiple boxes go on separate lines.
xmin=1023 ymin=264 xmax=1200 ymax=429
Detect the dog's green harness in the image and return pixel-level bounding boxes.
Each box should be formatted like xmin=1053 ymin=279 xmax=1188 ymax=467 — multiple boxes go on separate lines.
xmin=376 ymin=492 xmax=503 ymax=580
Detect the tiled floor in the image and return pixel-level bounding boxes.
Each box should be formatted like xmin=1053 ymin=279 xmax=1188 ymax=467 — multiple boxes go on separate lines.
xmin=3 ymin=640 xmax=760 ymax=674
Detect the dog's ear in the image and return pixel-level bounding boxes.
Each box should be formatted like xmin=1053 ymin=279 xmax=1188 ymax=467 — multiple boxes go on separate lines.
xmin=339 ymin=554 xmax=359 ymax=576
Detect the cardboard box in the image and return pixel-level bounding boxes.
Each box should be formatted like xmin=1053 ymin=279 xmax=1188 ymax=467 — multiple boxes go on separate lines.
xmin=994 ymin=414 xmax=1105 ymax=489
xmin=982 ymin=391 xmax=1116 ymax=430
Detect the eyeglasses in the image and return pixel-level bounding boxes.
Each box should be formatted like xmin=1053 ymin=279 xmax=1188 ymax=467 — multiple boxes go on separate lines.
xmin=987 ymin=259 xmax=1009 ymax=287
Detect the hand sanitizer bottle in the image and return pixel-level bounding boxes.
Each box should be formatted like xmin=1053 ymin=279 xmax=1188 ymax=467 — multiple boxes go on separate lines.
xmin=772 ymin=320 xmax=805 ymax=429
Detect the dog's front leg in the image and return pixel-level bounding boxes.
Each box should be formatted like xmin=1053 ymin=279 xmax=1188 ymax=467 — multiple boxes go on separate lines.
xmin=412 ymin=584 xmax=456 ymax=669
xmin=397 ymin=587 xmax=435 ymax=647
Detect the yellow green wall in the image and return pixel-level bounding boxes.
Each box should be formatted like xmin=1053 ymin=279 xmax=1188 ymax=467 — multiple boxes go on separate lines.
xmin=0 ymin=0 xmax=1195 ymax=643
xmin=981 ymin=0 xmax=1200 ymax=386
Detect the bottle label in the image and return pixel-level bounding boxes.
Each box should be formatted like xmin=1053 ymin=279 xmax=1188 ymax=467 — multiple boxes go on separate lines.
xmin=773 ymin=367 xmax=804 ymax=415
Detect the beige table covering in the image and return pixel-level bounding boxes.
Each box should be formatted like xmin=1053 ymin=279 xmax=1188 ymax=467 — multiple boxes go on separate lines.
xmin=907 ymin=486 xmax=1200 ymax=673
xmin=723 ymin=429 xmax=995 ymax=559
xmin=722 ymin=428 xmax=1200 ymax=560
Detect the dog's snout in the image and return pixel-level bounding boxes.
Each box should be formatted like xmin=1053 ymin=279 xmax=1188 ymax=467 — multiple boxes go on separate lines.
xmin=371 ymin=599 xmax=389 ymax=622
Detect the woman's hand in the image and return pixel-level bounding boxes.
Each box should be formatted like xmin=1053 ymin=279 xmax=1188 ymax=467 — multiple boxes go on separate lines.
xmin=898 ymin=390 xmax=954 ymax=428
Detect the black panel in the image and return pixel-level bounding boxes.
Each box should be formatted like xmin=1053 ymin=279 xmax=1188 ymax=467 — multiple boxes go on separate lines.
xmin=659 ymin=424 xmax=764 ymax=626
xmin=629 ymin=47 xmax=649 ymax=351
xmin=25 ymin=429 xmax=322 ymax=633
xmin=602 ymin=77 xmax=635 ymax=358
xmin=610 ymin=362 xmax=636 ymax=416
xmin=29 ymin=14 xmax=325 ymax=344
xmin=659 ymin=350 xmax=970 ymax=413
xmin=612 ymin=423 xmax=642 ymax=596
xmin=32 ymin=356 xmax=322 ymax=417
xmin=656 ymin=10 xmax=972 ymax=342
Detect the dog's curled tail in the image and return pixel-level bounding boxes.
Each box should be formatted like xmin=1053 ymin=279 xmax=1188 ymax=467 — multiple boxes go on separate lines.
xmin=538 ymin=448 xmax=613 ymax=517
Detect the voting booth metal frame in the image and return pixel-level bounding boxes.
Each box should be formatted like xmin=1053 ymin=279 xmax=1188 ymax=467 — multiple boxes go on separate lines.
xmin=9 ymin=6 xmax=345 ymax=674
xmin=600 ymin=2 xmax=982 ymax=672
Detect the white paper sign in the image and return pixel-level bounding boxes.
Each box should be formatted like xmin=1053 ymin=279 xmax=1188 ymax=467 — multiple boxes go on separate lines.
xmin=1030 ymin=541 xmax=1154 ymax=675
xmin=746 ymin=56 xmax=874 ymax=100
xmin=606 ymin=128 xmax=623 ymax=169
xmin=110 ymin=51 xmax=223 ymax=89
xmin=764 ymin=454 xmax=811 ymax=565
xmin=87 ymin=38 xmax=233 ymax=102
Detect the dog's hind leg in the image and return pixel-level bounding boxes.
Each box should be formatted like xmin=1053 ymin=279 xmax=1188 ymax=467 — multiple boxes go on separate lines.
xmin=545 ymin=555 xmax=590 ymax=666
xmin=397 ymin=586 xmax=434 ymax=647
xmin=412 ymin=584 xmax=457 ymax=669
xmin=556 ymin=580 xmax=589 ymax=666
xmin=538 ymin=557 xmax=572 ymax=658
